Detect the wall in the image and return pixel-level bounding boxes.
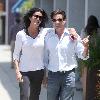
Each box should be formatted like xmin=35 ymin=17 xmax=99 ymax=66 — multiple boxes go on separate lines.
xmin=68 ymin=0 xmax=85 ymax=34
xmin=88 ymin=0 xmax=100 ymax=24
xmin=8 ymin=0 xmax=16 ymax=43
xmin=41 ymin=0 xmax=53 ymax=27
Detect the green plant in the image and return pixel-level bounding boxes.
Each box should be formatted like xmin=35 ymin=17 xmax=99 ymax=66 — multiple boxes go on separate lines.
xmin=80 ymin=33 xmax=100 ymax=70
xmin=19 ymin=0 xmax=35 ymax=14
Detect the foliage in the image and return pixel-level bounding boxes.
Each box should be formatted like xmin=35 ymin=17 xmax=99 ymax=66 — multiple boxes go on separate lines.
xmin=80 ymin=33 xmax=100 ymax=70
xmin=19 ymin=0 xmax=35 ymax=14
xmin=79 ymin=32 xmax=100 ymax=99
xmin=95 ymin=70 xmax=100 ymax=99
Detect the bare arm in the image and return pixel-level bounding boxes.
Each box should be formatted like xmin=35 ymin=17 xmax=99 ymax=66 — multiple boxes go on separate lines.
xmin=14 ymin=59 xmax=23 ymax=82
xmin=82 ymin=36 xmax=89 ymax=58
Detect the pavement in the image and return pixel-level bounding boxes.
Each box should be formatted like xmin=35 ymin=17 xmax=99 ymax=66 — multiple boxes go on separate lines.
xmin=0 ymin=45 xmax=83 ymax=100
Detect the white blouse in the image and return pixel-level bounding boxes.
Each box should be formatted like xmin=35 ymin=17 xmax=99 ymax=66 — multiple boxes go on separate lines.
xmin=13 ymin=28 xmax=47 ymax=72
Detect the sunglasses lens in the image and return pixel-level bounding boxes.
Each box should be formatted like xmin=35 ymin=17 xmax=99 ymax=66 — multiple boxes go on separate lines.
xmin=33 ymin=15 xmax=43 ymax=20
xmin=52 ymin=18 xmax=63 ymax=22
xmin=58 ymin=19 xmax=63 ymax=22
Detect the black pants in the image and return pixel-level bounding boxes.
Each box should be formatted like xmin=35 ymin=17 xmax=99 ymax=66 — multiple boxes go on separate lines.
xmin=19 ymin=69 xmax=44 ymax=100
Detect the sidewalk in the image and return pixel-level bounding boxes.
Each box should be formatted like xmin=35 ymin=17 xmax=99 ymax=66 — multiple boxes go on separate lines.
xmin=0 ymin=45 xmax=83 ymax=100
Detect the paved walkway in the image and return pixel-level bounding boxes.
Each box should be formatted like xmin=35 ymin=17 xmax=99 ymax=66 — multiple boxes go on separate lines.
xmin=0 ymin=45 xmax=83 ymax=100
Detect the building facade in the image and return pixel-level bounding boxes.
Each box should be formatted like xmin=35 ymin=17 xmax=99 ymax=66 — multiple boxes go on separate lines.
xmin=0 ymin=0 xmax=8 ymax=44
xmin=33 ymin=0 xmax=100 ymax=34
xmin=0 ymin=0 xmax=16 ymax=44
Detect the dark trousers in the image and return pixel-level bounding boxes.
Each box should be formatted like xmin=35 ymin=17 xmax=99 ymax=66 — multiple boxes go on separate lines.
xmin=19 ymin=69 xmax=44 ymax=100
xmin=19 ymin=76 xmax=30 ymax=100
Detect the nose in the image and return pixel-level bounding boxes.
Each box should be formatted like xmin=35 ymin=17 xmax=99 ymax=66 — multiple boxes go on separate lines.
xmin=36 ymin=17 xmax=40 ymax=20
xmin=55 ymin=20 xmax=60 ymax=24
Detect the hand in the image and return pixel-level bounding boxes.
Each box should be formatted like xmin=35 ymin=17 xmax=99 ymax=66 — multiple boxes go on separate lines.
xmin=68 ymin=28 xmax=78 ymax=40
xmin=82 ymin=35 xmax=90 ymax=48
xmin=16 ymin=70 xmax=23 ymax=82
xmin=82 ymin=35 xmax=90 ymax=58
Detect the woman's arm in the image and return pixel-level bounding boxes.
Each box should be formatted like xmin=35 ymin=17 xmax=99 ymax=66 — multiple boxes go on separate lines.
xmin=82 ymin=36 xmax=89 ymax=58
xmin=13 ymin=31 xmax=23 ymax=82
xmin=14 ymin=60 xmax=23 ymax=82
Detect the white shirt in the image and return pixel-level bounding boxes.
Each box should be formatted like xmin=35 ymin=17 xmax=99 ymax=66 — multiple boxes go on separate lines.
xmin=13 ymin=28 xmax=47 ymax=72
xmin=44 ymin=28 xmax=88 ymax=72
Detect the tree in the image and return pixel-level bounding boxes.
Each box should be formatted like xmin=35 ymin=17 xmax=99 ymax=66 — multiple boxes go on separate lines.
xmin=19 ymin=0 xmax=35 ymax=14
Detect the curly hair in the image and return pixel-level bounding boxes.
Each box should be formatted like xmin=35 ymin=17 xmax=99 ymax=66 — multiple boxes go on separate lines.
xmin=23 ymin=7 xmax=48 ymax=29
xmin=85 ymin=15 xmax=100 ymax=35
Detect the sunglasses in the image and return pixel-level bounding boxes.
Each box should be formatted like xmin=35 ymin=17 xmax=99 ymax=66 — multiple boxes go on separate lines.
xmin=33 ymin=15 xmax=43 ymax=21
xmin=52 ymin=18 xmax=63 ymax=22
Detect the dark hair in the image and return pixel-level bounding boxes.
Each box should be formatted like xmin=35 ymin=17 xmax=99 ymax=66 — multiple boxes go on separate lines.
xmin=23 ymin=7 xmax=48 ymax=29
xmin=85 ymin=15 xmax=100 ymax=35
xmin=50 ymin=9 xmax=66 ymax=20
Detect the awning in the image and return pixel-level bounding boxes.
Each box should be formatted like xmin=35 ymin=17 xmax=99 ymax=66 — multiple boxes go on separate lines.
xmin=11 ymin=0 xmax=25 ymax=13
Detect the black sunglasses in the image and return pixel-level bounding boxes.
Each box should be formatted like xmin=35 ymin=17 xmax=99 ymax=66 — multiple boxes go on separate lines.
xmin=52 ymin=18 xmax=63 ymax=22
xmin=33 ymin=15 xmax=43 ymax=21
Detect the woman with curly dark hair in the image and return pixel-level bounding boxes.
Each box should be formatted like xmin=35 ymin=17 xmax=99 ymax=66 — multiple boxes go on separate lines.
xmin=13 ymin=7 xmax=48 ymax=100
